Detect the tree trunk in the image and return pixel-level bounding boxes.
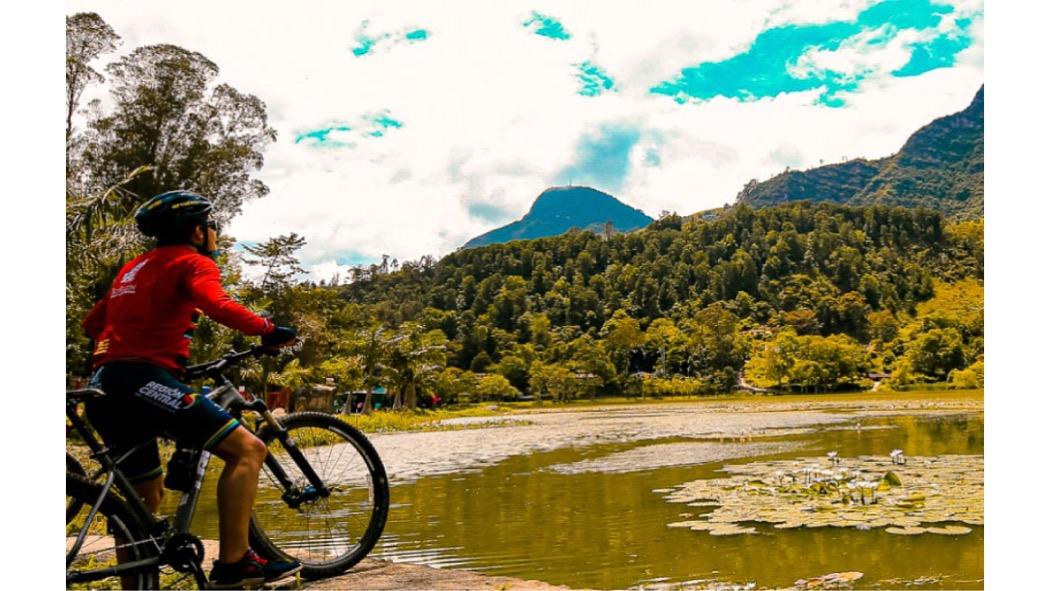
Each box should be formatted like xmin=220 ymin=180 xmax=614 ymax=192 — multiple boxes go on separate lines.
xmin=406 ymin=382 xmax=417 ymax=410
xmin=363 ymin=391 xmax=374 ymax=415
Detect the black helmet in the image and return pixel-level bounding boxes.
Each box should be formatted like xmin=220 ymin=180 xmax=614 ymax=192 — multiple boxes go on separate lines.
xmin=134 ymin=190 xmax=213 ymax=239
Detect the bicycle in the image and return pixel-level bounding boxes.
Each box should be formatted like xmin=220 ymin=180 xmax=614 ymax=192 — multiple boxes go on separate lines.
xmin=65 ymin=345 xmax=390 ymax=589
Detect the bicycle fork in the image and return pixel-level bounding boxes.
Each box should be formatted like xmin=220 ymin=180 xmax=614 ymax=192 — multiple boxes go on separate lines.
xmin=254 ymin=406 xmax=331 ymax=508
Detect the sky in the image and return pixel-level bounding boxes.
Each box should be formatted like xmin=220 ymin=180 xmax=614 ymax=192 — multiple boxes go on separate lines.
xmin=66 ymin=0 xmax=984 ymax=281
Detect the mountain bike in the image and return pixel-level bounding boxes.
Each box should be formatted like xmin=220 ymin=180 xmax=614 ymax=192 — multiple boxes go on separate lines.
xmin=65 ymin=345 xmax=390 ymax=589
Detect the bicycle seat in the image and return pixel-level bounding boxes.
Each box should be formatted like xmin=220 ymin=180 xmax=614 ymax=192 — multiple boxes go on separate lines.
xmin=67 ymin=388 xmax=107 ymax=402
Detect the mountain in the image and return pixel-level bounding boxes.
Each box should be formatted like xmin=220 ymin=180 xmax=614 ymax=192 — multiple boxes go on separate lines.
xmin=735 ymin=86 xmax=983 ymax=219
xmin=464 ymin=186 xmax=654 ymax=248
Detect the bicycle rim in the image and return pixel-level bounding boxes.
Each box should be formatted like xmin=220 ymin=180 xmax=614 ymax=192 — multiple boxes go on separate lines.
xmin=250 ymin=412 xmax=389 ymax=577
xmin=66 ymin=453 xmax=87 ymax=524
xmin=66 ymin=474 xmax=159 ymax=590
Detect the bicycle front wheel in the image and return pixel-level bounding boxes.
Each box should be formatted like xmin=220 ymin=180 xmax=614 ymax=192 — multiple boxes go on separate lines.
xmin=249 ymin=412 xmax=389 ymax=578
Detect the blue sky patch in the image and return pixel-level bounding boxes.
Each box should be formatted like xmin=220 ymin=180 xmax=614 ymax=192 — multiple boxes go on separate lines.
xmin=406 ymin=29 xmax=429 ymax=42
xmin=336 ymin=252 xmax=378 ymax=267
xmin=894 ymin=17 xmax=975 ymax=77
xmin=352 ymin=21 xmax=429 ymax=57
xmin=523 ymin=11 xmax=571 ymax=40
xmin=294 ymin=124 xmax=355 ymax=148
xmin=556 ymin=124 xmax=641 ymax=193
xmin=651 ymin=0 xmax=976 ymax=107
xmin=575 ymin=61 xmax=616 ymax=97
xmin=296 ymin=112 xmax=403 ymax=147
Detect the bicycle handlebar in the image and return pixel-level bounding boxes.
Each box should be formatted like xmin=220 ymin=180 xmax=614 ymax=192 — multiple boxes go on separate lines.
xmin=183 ymin=345 xmax=277 ymax=381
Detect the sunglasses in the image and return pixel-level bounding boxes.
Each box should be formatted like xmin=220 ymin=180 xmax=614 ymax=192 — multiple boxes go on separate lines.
xmin=205 ymin=220 xmax=221 ymax=233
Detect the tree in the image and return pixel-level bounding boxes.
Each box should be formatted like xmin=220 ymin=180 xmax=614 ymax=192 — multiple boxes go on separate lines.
xmin=528 ymin=361 xmax=574 ymax=403
xmin=347 ymin=323 xmax=389 ymax=414
xmin=751 ymin=330 xmax=799 ymax=387
xmin=600 ymin=309 xmax=643 ymax=379
xmin=66 ymin=13 xmax=120 ymax=148
xmin=80 ymin=43 xmax=276 ymax=221
xmin=476 ymin=374 xmax=520 ymax=402
xmin=683 ymin=302 xmax=745 ymax=382
xmin=644 ymin=318 xmax=686 ymax=377
xmin=241 ymin=234 xmax=308 ymax=293
xmin=382 ymin=323 xmax=448 ymax=409
xmin=905 ymin=327 xmax=965 ymax=380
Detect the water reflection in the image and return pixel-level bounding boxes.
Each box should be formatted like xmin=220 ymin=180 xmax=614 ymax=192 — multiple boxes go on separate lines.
xmin=377 ymin=414 xmax=983 ymax=589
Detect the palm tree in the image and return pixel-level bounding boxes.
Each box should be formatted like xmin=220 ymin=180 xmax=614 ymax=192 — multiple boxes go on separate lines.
xmin=381 ymin=323 xmax=448 ymax=410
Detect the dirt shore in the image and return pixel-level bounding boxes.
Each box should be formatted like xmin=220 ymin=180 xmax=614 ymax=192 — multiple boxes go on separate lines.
xmin=288 ymin=558 xmax=581 ymax=590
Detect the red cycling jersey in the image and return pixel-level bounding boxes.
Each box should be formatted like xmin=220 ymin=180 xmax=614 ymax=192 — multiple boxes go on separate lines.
xmin=83 ymin=245 xmax=274 ymax=371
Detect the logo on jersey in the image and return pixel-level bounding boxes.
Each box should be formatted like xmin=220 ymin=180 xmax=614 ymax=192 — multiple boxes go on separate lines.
xmin=121 ymin=259 xmax=150 ymax=284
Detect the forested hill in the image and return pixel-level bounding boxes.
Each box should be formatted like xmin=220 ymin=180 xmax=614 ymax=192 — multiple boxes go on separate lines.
xmin=340 ymin=202 xmax=983 ymax=394
xmin=734 ymin=86 xmax=983 ymax=220
xmin=464 ymin=186 xmax=654 ymax=248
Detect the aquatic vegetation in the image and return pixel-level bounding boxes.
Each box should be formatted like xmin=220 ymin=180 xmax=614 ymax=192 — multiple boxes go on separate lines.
xmin=794 ymin=571 xmax=863 ymax=589
xmin=664 ymin=454 xmax=982 ymax=536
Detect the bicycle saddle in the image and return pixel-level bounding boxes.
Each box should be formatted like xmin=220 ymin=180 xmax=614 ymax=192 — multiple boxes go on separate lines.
xmin=67 ymin=388 xmax=107 ymax=402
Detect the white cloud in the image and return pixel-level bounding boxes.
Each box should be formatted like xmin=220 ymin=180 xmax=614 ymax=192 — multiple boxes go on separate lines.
xmin=66 ymin=0 xmax=984 ymax=274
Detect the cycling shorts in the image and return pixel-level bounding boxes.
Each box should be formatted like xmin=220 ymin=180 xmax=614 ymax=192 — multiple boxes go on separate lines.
xmin=86 ymin=361 xmax=240 ymax=483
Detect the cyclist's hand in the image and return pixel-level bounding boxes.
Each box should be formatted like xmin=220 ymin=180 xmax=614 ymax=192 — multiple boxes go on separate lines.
xmin=261 ymin=326 xmax=297 ymax=352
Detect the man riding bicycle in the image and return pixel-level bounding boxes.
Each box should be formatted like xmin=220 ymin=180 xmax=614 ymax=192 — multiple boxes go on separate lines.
xmin=82 ymin=190 xmax=302 ymax=588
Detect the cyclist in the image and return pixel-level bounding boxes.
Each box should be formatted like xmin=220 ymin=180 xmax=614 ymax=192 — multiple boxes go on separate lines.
xmin=82 ymin=190 xmax=302 ymax=588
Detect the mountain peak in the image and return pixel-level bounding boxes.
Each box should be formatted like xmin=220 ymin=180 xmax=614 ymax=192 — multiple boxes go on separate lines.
xmin=464 ymin=186 xmax=653 ymax=248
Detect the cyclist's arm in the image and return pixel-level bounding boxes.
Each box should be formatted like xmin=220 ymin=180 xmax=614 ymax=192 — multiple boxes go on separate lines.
xmin=82 ymin=292 xmax=109 ymax=338
xmin=185 ymin=256 xmax=274 ymax=335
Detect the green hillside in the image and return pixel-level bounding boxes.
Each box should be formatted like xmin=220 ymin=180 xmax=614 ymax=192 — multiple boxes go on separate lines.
xmin=736 ymin=87 xmax=983 ymax=220
xmin=339 ymin=202 xmax=983 ymax=396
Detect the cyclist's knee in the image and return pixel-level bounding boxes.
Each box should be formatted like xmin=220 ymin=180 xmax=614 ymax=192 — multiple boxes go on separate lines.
xmin=214 ymin=427 xmax=267 ymax=467
xmin=246 ymin=434 xmax=268 ymax=465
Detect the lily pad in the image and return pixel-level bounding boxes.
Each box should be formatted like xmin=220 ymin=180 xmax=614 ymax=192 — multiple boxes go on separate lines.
xmin=926 ymin=525 xmax=972 ymax=535
xmin=885 ymin=526 xmax=926 ymax=535
xmin=661 ymin=454 xmax=983 ymax=536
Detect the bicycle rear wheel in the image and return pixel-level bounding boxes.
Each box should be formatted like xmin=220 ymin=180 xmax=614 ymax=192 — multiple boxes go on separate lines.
xmin=65 ymin=472 xmax=159 ymax=590
xmin=66 ymin=452 xmax=87 ymax=524
xmin=249 ymin=412 xmax=389 ymax=578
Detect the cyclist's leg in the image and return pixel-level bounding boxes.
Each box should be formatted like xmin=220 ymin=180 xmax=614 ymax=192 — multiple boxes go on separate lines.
xmin=153 ymin=380 xmax=268 ymax=564
xmin=133 ymin=475 xmax=164 ymax=512
xmin=211 ymin=426 xmax=268 ymax=562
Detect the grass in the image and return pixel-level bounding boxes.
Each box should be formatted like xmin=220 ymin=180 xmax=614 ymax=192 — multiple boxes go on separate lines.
xmin=335 ymin=404 xmax=518 ymax=433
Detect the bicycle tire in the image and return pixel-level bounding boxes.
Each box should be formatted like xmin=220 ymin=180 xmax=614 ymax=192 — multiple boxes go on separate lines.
xmin=248 ymin=412 xmax=389 ymax=579
xmin=66 ymin=452 xmax=87 ymax=524
xmin=65 ymin=472 xmax=159 ymax=590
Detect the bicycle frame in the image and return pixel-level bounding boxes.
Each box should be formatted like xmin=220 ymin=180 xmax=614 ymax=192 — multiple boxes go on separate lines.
xmin=66 ymin=352 xmax=334 ymax=588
